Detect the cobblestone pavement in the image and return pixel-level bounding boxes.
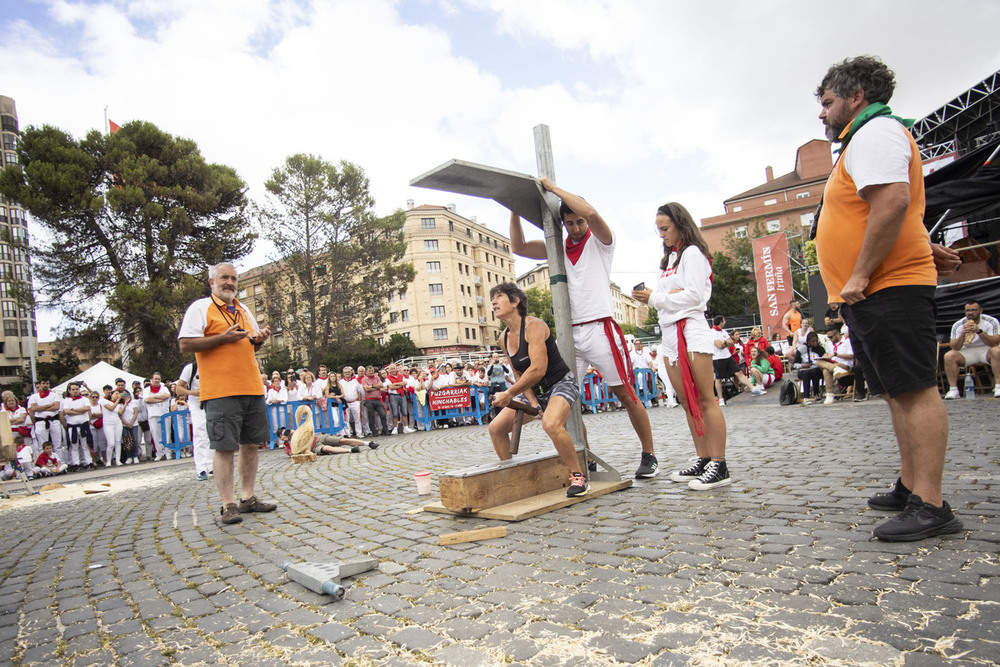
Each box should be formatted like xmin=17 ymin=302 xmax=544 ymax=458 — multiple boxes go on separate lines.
xmin=1 ymin=393 xmax=998 ymax=666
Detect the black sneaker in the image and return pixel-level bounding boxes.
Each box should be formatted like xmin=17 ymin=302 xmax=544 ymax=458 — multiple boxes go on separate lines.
xmin=367 ymin=441 xmax=380 ymax=450
xmin=635 ymin=452 xmax=659 ymax=479
xmin=566 ymin=472 xmax=589 ymax=497
xmin=669 ymin=457 xmax=710 ymax=482
xmin=688 ymin=459 xmax=731 ymax=490
xmin=350 ymin=446 xmax=360 ymax=453
xmin=872 ymin=494 xmax=963 ymax=542
xmin=867 ymin=477 xmax=911 ymax=511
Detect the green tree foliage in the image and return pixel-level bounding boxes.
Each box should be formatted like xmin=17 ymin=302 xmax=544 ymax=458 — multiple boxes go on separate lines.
xmin=498 ymin=286 xmax=556 ymax=335
xmin=383 ymin=333 xmax=422 ymax=363
xmin=0 ymin=122 xmax=253 ymax=378
xmin=706 ymin=251 xmax=757 ymax=318
xmin=644 ymin=306 xmax=659 ymax=327
xmin=26 ymin=346 xmax=80 ymax=386
xmin=257 ymin=154 xmax=415 ymax=365
xmin=262 ymin=346 xmax=305 ymax=377
xmin=319 ymin=334 xmax=420 ymax=373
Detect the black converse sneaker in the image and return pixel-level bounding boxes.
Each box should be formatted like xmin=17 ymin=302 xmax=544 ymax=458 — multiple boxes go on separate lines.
xmin=669 ymin=457 xmax=710 ymax=482
xmin=867 ymin=477 xmax=910 ymax=511
xmin=634 ymin=452 xmax=659 ymax=479
xmin=688 ymin=459 xmax=732 ymax=490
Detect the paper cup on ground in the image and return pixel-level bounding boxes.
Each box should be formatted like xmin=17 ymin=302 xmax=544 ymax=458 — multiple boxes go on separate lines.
xmin=414 ymin=471 xmax=432 ymax=495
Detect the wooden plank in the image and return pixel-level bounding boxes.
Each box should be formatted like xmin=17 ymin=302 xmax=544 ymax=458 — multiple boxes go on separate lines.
xmin=438 ymin=450 xmax=586 ymax=513
xmin=425 ymin=479 xmax=632 ymax=522
xmin=291 ymin=453 xmax=317 ymax=463
xmin=0 ymin=411 xmax=15 ymax=462
xmin=438 ymin=526 xmax=507 ymax=546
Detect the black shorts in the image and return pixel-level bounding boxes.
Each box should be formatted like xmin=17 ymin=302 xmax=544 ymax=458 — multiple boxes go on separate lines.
xmin=713 ymin=356 xmax=738 ymax=380
xmin=204 ymin=395 xmax=271 ymax=451
xmin=841 ymin=285 xmax=938 ymax=399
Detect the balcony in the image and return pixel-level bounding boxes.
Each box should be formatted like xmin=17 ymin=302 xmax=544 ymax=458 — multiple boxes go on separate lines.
xmin=478 ymin=316 xmax=487 ymax=325
xmin=476 ymin=296 xmax=484 ymax=306
xmin=473 ymin=275 xmax=481 ymax=285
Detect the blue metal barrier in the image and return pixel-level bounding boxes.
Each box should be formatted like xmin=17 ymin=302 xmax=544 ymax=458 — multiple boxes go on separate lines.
xmin=580 ymin=373 xmax=616 ymax=413
xmin=157 ymin=410 xmax=194 ymax=460
xmin=580 ymin=368 xmax=659 ymax=413
xmin=410 ymin=386 xmax=491 ymax=428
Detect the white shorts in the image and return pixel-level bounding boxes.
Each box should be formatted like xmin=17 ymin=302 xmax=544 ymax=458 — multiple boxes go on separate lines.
xmin=758 ymin=373 xmax=774 ymax=387
xmin=572 ymin=321 xmax=631 ymax=386
xmin=957 ymin=346 xmax=991 ymax=366
xmin=660 ymin=316 xmax=715 ymax=364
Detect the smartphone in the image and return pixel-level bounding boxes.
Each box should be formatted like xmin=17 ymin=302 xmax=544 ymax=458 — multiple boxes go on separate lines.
xmin=633 ymin=282 xmax=646 ymax=292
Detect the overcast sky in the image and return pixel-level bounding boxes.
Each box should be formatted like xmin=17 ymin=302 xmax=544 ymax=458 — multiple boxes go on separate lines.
xmin=3 ymin=0 xmax=999 ymax=341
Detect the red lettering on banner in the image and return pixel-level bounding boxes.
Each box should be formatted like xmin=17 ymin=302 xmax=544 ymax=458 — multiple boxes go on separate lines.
xmin=752 ymin=233 xmax=794 ymax=340
xmin=429 ymin=387 xmax=471 ymax=411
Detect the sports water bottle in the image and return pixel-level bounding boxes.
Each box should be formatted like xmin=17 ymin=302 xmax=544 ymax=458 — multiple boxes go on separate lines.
xmin=964 ymin=372 xmax=975 ymax=399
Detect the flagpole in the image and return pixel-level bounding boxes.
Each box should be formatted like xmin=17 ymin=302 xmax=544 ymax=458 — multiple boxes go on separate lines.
xmin=104 ymin=106 xmax=109 ymax=135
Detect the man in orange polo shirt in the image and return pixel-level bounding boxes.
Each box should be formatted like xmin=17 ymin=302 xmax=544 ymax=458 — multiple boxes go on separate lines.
xmin=814 ymin=56 xmax=963 ymax=542
xmin=179 ymin=262 xmax=275 ymax=525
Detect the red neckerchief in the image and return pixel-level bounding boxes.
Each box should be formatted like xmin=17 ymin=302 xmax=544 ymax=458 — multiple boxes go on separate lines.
xmin=565 ymin=229 xmax=591 ymax=265
xmin=676 ymin=320 xmax=706 ymax=436
xmin=318 ymin=374 xmax=328 ymax=381
xmin=38 ymin=390 xmax=50 ymax=399
xmin=150 ymin=384 xmax=163 ymax=393
xmin=4 ymin=403 xmax=17 ymax=412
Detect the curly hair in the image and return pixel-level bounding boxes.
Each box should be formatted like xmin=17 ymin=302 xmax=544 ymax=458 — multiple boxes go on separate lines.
xmin=816 ymin=55 xmax=895 ymax=105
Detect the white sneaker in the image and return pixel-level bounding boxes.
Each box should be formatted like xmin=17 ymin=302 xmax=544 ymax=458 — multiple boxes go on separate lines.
xmin=666 ymin=399 xmax=679 ymax=408
xmin=403 ymin=426 xmax=416 ymax=434
xmin=944 ymin=387 xmax=960 ymax=400
xmin=751 ymin=386 xmax=766 ymax=395
xmin=823 ymin=394 xmax=835 ymax=405
xmin=994 ymin=385 xmax=1000 ymax=398
xmin=717 ymin=398 xmax=725 ymax=407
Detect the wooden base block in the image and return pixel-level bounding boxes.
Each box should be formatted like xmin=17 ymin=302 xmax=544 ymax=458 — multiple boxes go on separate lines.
xmin=425 ymin=479 xmax=632 ymax=522
xmin=291 ymin=453 xmax=317 ymax=463
xmin=438 ymin=450 xmax=587 ymax=513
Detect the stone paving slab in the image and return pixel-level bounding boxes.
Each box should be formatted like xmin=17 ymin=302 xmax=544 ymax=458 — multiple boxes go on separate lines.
xmin=1 ymin=394 xmax=998 ymax=665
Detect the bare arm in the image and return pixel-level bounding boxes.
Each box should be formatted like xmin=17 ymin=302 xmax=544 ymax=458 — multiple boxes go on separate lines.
xmin=841 ymin=182 xmax=911 ymax=304
xmin=540 ymin=177 xmax=613 ymax=245
xmin=509 ymin=211 xmax=547 ymax=260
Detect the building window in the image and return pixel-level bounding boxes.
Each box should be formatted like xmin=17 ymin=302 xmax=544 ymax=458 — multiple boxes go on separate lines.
xmin=471 ymin=329 xmax=476 ymax=340
xmin=766 ymin=220 xmax=781 ymax=232
xmin=421 ymin=217 xmax=436 ymax=229
xmin=734 ymin=227 xmax=748 ymax=239
xmin=462 ymin=306 xmax=467 ymax=317
xmin=801 ymin=212 xmax=815 ymax=227
xmin=400 ymin=290 xmax=406 ymax=300
xmin=402 ymin=331 xmax=410 ymax=339
xmin=448 ymin=221 xmax=454 ymax=231
xmin=433 ymin=328 xmax=448 ymax=341
xmin=466 ymin=228 xmax=472 ymax=238
xmin=3 ymin=320 xmax=14 ymax=336
xmin=388 ymin=291 xmax=395 ymax=301
xmin=796 ymin=192 xmax=810 ymax=199
xmin=431 ymin=306 xmax=445 ymax=318
xmin=401 ymin=310 xmax=409 ymax=322
xmin=764 ymin=198 xmax=777 ymax=206
xmin=732 ymin=205 xmax=742 ymax=212
xmin=389 ymin=312 xmax=398 ymax=323
xmin=238 ymin=289 xmax=247 ymax=298
xmin=424 ymin=239 xmax=439 ymax=251
xmin=465 ymin=327 xmax=470 ymax=339
xmin=1 ymin=301 xmax=14 ymax=317
xmin=429 ymin=283 xmax=443 ymax=296
xmin=460 ymin=284 xmax=465 ymax=295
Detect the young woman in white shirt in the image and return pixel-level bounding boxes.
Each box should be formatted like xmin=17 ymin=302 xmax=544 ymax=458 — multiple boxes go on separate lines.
xmin=633 ymin=202 xmax=732 ymax=490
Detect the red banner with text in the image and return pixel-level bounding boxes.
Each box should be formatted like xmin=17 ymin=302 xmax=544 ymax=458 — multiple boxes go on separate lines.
xmin=752 ymin=233 xmax=793 ymax=339
xmin=428 ymin=387 xmax=471 ymax=411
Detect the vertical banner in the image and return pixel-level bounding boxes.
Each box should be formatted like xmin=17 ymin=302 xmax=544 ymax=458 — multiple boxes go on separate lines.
xmin=752 ymin=233 xmax=793 ymax=339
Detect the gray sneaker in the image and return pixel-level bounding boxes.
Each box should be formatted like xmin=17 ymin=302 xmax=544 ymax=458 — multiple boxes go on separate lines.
xmin=634 ymin=452 xmax=659 ymax=479
xmin=872 ymin=494 xmax=963 ymax=542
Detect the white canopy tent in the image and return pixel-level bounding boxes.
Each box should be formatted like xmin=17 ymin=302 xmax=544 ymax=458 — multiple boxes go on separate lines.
xmin=51 ymin=361 xmax=147 ymax=396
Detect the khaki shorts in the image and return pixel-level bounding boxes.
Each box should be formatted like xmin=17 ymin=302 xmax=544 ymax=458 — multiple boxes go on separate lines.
xmin=204 ymin=395 xmax=270 ymax=451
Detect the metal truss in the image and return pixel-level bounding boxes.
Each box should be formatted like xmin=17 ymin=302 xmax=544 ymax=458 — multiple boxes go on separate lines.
xmin=911 ymin=70 xmax=1000 ymax=160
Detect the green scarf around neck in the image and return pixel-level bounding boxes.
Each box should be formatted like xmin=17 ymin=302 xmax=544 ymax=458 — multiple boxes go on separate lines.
xmin=835 ymin=102 xmax=914 ymax=153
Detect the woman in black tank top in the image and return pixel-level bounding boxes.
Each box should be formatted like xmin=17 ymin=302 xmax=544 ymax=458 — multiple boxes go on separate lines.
xmin=487 ymin=283 xmax=588 ymax=498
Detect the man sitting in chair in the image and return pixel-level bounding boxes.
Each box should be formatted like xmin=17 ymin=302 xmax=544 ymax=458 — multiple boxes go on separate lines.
xmin=943 ymin=300 xmax=1000 ymax=399
xmin=486 ymin=282 xmax=588 ymax=498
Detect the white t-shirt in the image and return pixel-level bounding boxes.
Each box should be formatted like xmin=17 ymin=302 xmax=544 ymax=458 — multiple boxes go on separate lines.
xmin=340 ymin=377 xmax=363 ymax=402
xmin=832 ymin=337 xmax=854 ymax=368
xmin=711 ymin=328 xmax=732 ymax=361
xmin=431 ymin=374 xmax=451 ymax=391
xmin=648 ymin=247 xmax=713 ymax=327
xmin=61 ymin=396 xmax=91 ymax=425
xmin=101 ymin=398 xmax=123 ymax=425
xmin=315 ymin=376 xmax=330 ymax=395
xmin=120 ymin=401 xmax=138 ymax=426
xmin=951 ymin=314 xmax=1000 ymax=351
xmin=178 ymin=363 xmax=201 ymax=409
xmin=266 ymin=384 xmax=288 ymax=404
xmin=300 ymin=383 xmax=324 ymax=401
xmin=565 ymin=230 xmax=616 ymax=323
xmin=630 ymin=347 xmax=652 ymax=370
xmin=28 ymin=392 xmax=60 ymax=418
xmin=844 ymin=117 xmax=913 ymax=193
xmin=143 ymin=385 xmax=172 ymax=418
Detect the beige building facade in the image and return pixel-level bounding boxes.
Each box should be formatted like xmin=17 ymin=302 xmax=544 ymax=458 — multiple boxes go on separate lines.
xmin=384 ymin=204 xmax=516 ymax=354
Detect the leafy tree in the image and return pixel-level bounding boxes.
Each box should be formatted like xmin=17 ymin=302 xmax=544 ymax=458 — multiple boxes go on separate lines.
xmin=497 ymin=286 xmax=556 ymax=335
xmin=707 ymin=251 xmax=757 ymax=318
xmin=0 ymin=122 xmax=253 ymax=378
xmin=27 ymin=346 xmax=80 ymax=386
xmin=619 ymin=323 xmax=637 ymax=337
xmin=262 ymin=346 xmax=304 ymax=376
xmin=257 ymin=154 xmax=415 ymax=365
xmin=644 ymin=306 xmax=659 ymax=327
xmin=383 ymin=333 xmax=422 ymax=363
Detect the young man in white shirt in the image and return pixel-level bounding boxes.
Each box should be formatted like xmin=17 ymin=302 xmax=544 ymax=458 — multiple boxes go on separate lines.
xmin=143 ymin=373 xmax=172 ymax=460
xmin=339 ymin=367 xmax=365 ymax=438
xmin=60 ymin=382 xmax=93 ymax=470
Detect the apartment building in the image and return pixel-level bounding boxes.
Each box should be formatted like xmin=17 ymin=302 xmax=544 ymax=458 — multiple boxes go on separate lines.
xmin=699 ymin=139 xmax=834 ymax=254
xmin=0 ymin=95 xmax=38 ymax=384
xmin=384 ymin=203 xmax=516 ymax=354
